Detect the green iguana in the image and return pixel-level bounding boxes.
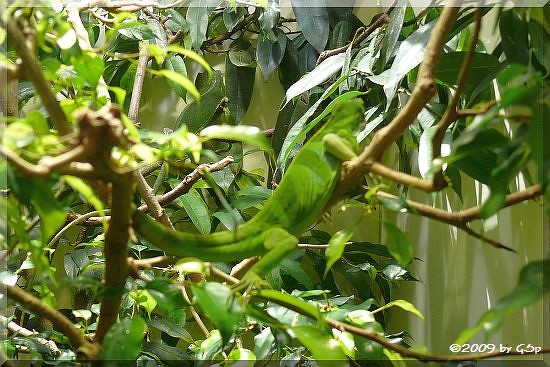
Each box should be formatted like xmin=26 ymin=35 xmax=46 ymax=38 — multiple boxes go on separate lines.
xmin=132 ymin=98 xmax=365 ymax=279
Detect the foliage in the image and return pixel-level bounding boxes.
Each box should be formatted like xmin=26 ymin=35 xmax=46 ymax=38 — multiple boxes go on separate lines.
xmin=0 ymin=2 xmax=548 ymax=365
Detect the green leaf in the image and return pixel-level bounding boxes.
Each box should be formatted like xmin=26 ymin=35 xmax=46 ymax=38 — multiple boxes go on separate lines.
xmin=375 ymin=299 xmax=424 ymax=320
xmin=225 ymin=54 xmax=255 ymax=122
xmin=368 ymin=20 xmax=435 ymax=105
xmin=291 ymin=1 xmax=329 ymax=52
xmin=329 ymin=19 xmax=352 ymax=49
xmin=383 ymin=222 xmax=413 ymax=267
xmin=131 ymin=289 xmax=157 ymax=316
xmin=143 ymin=342 xmax=192 ymax=360
xmin=324 ymin=228 xmax=353 ymax=278
xmin=191 ymin=282 xmax=242 ymax=343
xmin=436 ymin=52 xmax=501 ymax=96
xmin=253 ymin=289 xmax=320 ymax=318
xmin=101 ymin=317 xmax=146 ymax=360
xmin=227 ymin=348 xmax=256 ymax=366
xmin=455 ymin=260 xmax=550 ymax=344
xmin=212 ymin=209 xmax=244 ymax=230
xmin=30 ymin=182 xmax=66 ymax=245
xmin=223 ymin=7 xmax=247 ymax=31
xmin=291 ymin=325 xmax=348 ymax=366
xmin=228 ymin=49 xmax=256 ymax=67
xmin=165 ymin=9 xmax=189 ymax=34
xmin=282 ymin=53 xmax=346 ymax=107
xmin=155 ymin=69 xmax=200 ymax=101
xmin=528 ymin=21 xmax=550 ymax=73
xmin=146 ymin=314 xmax=191 ymax=340
xmin=63 ymin=176 xmax=105 ymax=222
xmin=280 ymin=259 xmax=314 ymax=289
xmin=180 ymin=188 xmax=211 ymax=234
xmin=499 ymin=10 xmax=529 ymax=65
xmin=200 ymin=125 xmax=273 ymax=154
xmin=163 ymin=55 xmax=188 ymax=99
xmin=186 ymin=3 xmax=208 ymax=51
xmin=167 ymin=45 xmax=213 ymax=77
xmin=146 ymin=278 xmax=190 ymax=312
xmin=376 ymin=0 xmax=406 ymax=72
xmin=72 ymin=52 xmax=105 ymax=89
xmin=176 ymin=70 xmax=225 ymax=132
xmin=256 ymin=29 xmax=287 ymax=79
xmin=147 ymin=18 xmax=168 ymax=53
xmin=253 ymin=327 xmax=275 ymax=359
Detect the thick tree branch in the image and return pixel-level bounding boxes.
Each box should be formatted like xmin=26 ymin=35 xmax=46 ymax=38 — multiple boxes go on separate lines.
xmin=94 ymin=174 xmax=133 ymax=343
xmin=368 ymin=161 xmax=439 ymax=192
xmin=4 ymin=18 xmax=73 ymax=135
xmin=2 ymin=286 xmax=100 ymax=359
xmin=1 ymin=145 xmax=96 ymax=179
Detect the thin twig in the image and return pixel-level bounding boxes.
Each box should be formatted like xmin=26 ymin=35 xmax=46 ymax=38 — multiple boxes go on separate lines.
xmin=251 ymin=290 xmax=550 ymax=362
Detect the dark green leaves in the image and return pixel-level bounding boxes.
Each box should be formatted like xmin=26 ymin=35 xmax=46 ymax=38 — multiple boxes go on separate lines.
xmin=102 ymin=317 xmax=146 ymax=360
xmin=291 ymin=1 xmax=329 ymax=53
xmin=257 ymin=29 xmax=287 ymax=79
xmin=499 ymin=10 xmax=529 ymax=65
xmin=163 ymin=55 xmax=189 ymax=99
xmin=436 ymin=52 xmax=501 ymax=95
xmin=180 ymin=189 xmax=211 ymax=234
xmin=186 ymin=3 xmax=209 ymax=51
xmin=176 ymin=70 xmax=225 ymax=131
xmin=225 ymin=54 xmax=255 ymax=122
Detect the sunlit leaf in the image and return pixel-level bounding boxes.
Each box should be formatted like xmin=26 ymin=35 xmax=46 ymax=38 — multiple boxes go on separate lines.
xmin=383 ymin=222 xmax=413 ymax=267
xmin=324 ymin=228 xmax=353 ymax=277
xmin=292 ymin=325 xmax=348 ymax=365
xmin=191 ymin=282 xmax=242 ymax=343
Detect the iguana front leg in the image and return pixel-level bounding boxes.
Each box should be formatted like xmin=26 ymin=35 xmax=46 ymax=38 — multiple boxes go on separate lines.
xmin=234 ymin=228 xmax=298 ymax=291
xmin=322 ymin=132 xmax=359 ymax=161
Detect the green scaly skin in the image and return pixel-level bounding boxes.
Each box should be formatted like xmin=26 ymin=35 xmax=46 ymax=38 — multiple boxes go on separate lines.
xmin=132 ymin=99 xmax=365 ymax=273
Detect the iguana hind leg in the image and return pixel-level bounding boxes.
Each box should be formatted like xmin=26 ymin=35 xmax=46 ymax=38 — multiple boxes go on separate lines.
xmin=233 ymin=228 xmax=298 ymax=291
